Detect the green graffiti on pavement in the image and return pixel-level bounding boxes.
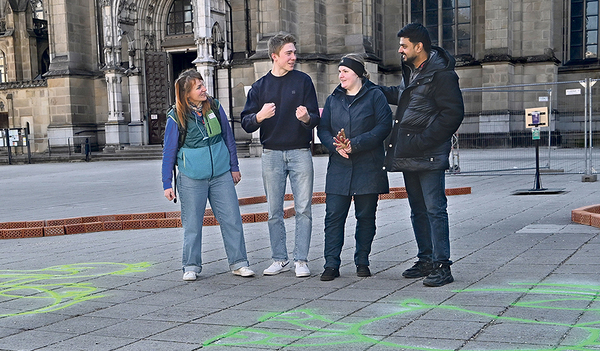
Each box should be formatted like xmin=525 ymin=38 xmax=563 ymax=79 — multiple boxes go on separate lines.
xmin=0 ymin=262 xmax=150 ymax=317
xmin=204 ymin=283 xmax=600 ymax=350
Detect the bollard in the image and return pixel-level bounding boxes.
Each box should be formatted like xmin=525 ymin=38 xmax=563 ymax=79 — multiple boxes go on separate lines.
xmin=84 ymin=138 xmax=91 ymax=162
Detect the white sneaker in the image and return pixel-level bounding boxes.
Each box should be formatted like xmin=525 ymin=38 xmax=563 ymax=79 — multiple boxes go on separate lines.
xmin=183 ymin=271 xmax=197 ymax=281
xmin=232 ymin=266 xmax=255 ymax=277
xmin=295 ymin=261 xmax=310 ymax=277
xmin=263 ymin=260 xmax=291 ymax=275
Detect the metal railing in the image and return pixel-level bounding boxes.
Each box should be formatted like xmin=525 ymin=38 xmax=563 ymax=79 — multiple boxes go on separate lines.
xmin=451 ymin=80 xmax=599 ymax=175
xmin=1 ymin=128 xmax=31 ymax=164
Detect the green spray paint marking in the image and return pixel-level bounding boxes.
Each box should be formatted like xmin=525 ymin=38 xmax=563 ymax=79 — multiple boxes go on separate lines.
xmin=0 ymin=262 xmax=150 ymax=317
xmin=204 ymin=283 xmax=600 ymax=349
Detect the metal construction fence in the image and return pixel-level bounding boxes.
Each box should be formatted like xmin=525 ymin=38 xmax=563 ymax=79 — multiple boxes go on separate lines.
xmin=1 ymin=133 xmax=96 ymax=164
xmin=0 ymin=128 xmax=31 ymax=164
xmin=451 ymin=79 xmax=599 ymax=175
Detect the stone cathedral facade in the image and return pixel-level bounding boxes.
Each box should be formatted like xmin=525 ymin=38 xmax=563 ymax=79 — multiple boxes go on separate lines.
xmin=0 ymin=0 xmax=597 ymax=153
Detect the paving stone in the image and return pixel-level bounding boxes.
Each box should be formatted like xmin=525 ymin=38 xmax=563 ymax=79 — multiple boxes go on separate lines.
xmin=1 ymin=158 xmax=599 ymax=350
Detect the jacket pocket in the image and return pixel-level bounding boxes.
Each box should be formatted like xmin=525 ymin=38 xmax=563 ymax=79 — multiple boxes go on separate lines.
xmin=177 ymin=147 xmax=213 ymax=180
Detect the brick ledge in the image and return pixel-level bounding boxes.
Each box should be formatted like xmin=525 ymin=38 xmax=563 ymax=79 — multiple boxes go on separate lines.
xmin=571 ymin=205 xmax=600 ymax=227
xmin=0 ymin=187 xmax=471 ymax=239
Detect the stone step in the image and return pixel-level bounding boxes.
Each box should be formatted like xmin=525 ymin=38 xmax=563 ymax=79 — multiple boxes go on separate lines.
xmin=1 ymin=142 xmax=254 ymax=164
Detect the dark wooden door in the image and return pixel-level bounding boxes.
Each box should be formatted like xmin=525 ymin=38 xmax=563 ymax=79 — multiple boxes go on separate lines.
xmin=0 ymin=112 xmax=8 ymax=129
xmin=146 ymin=51 xmax=170 ymax=145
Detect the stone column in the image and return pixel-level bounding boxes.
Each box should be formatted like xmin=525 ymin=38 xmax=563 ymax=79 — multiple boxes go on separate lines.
xmin=126 ymin=42 xmax=144 ymax=146
xmin=44 ymin=0 xmax=97 ymax=149
xmin=193 ymin=37 xmax=217 ymax=95
xmin=480 ymin=0 xmax=513 ymax=134
xmin=191 ymin=0 xmax=217 ymax=95
xmin=104 ymin=70 xmax=128 ymax=149
xmin=127 ymin=72 xmax=144 ymax=146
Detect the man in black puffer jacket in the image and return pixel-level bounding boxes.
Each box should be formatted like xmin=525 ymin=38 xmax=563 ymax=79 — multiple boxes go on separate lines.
xmin=380 ymin=23 xmax=464 ymax=287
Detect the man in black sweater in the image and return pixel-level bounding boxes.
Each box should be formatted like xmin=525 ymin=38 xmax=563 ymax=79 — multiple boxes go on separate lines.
xmin=241 ymin=32 xmax=320 ymax=278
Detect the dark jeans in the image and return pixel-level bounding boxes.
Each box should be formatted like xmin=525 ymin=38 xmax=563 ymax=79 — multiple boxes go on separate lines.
xmin=403 ymin=169 xmax=451 ymax=265
xmin=323 ymin=193 xmax=379 ymax=269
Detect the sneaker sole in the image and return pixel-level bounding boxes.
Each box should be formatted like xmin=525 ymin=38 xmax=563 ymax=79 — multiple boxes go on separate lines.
xmin=320 ymin=275 xmax=336 ymax=281
xmin=262 ymin=268 xmax=290 ymax=275
xmin=402 ymin=274 xmax=429 ymax=279
xmin=320 ymin=271 xmax=340 ymax=281
xmin=296 ymin=272 xmax=310 ymax=277
xmin=423 ymin=276 xmax=454 ymax=287
xmin=233 ymin=272 xmax=255 ymax=277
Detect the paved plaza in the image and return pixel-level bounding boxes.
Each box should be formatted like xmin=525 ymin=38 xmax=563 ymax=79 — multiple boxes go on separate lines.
xmin=1 ymin=156 xmax=600 ymax=350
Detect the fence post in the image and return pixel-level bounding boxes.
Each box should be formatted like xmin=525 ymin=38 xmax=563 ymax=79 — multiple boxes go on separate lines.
xmin=582 ymin=78 xmax=597 ymax=182
xmin=547 ymin=89 xmax=552 ymax=169
xmin=25 ymin=128 xmax=31 ymax=164
xmin=5 ymin=128 xmax=11 ymax=165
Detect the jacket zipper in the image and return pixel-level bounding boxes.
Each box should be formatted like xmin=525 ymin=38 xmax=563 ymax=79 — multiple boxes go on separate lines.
xmin=202 ymin=113 xmax=215 ymax=178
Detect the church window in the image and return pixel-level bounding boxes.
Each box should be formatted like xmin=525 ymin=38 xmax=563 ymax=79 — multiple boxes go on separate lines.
xmin=571 ymin=0 xmax=599 ymax=60
xmin=0 ymin=51 xmax=6 ymax=83
xmin=410 ymin=0 xmax=471 ymax=56
xmin=167 ymin=0 xmax=193 ymax=35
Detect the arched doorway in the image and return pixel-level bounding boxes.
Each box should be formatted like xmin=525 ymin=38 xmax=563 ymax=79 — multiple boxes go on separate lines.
xmin=146 ymin=0 xmax=197 ymax=145
xmin=146 ymin=50 xmax=197 ymax=145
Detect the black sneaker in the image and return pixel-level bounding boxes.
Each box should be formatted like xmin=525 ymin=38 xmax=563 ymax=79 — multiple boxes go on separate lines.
xmin=320 ymin=267 xmax=340 ymax=281
xmin=356 ymin=265 xmax=371 ymax=277
xmin=423 ymin=263 xmax=454 ymax=287
xmin=402 ymin=261 xmax=434 ymax=278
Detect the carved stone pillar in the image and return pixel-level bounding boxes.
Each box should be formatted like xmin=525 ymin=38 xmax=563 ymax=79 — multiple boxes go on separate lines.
xmin=127 ymin=73 xmax=144 ymax=146
xmin=104 ymin=70 xmax=128 ymax=149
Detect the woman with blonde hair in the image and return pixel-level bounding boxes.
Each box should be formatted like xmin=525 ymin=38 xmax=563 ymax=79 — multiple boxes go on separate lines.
xmin=161 ymin=68 xmax=254 ymax=281
xmin=317 ymin=54 xmax=392 ymax=281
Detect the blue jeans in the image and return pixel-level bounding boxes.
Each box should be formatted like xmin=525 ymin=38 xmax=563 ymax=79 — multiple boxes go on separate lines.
xmin=403 ymin=170 xmax=451 ymax=265
xmin=261 ymin=148 xmax=313 ymax=262
xmin=178 ymin=172 xmax=250 ymax=273
xmin=324 ymin=193 xmax=379 ymax=269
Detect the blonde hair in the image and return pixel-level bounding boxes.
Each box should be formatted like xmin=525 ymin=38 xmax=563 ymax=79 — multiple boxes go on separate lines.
xmin=173 ymin=68 xmax=211 ymax=128
xmin=341 ymin=53 xmax=370 ymax=79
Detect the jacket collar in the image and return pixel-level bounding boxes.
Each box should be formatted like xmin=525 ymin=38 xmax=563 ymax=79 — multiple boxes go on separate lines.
xmin=402 ymin=46 xmax=455 ymax=85
xmin=332 ymin=77 xmax=375 ymax=100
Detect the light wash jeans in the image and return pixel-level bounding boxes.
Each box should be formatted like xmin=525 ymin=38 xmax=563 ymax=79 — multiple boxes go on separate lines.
xmin=402 ymin=169 xmax=451 ymax=265
xmin=261 ymin=148 xmax=313 ymax=262
xmin=178 ymin=171 xmax=250 ymax=273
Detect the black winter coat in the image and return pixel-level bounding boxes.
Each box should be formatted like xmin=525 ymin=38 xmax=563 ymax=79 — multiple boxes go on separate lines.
xmin=381 ymin=46 xmax=464 ymax=172
xmin=318 ymin=79 xmax=393 ymax=196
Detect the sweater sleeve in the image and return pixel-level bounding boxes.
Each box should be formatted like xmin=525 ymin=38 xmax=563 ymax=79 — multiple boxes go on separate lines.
xmin=302 ymin=75 xmax=320 ymax=130
xmin=240 ymin=84 xmax=261 ymax=133
xmin=218 ymin=104 xmax=240 ymax=172
xmin=350 ymin=90 xmax=393 ymax=154
xmin=316 ymin=96 xmax=337 ymax=154
xmin=378 ymin=85 xmax=402 ymax=106
xmin=161 ymin=117 xmax=179 ymax=190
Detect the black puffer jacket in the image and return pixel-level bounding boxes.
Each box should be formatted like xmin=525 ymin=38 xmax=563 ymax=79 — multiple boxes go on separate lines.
xmin=381 ymin=46 xmax=464 ymax=172
xmin=317 ymin=79 xmax=392 ymax=196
